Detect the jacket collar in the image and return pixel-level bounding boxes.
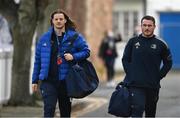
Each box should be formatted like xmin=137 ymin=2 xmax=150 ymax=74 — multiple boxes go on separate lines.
xmin=48 ymin=27 xmax=76 ymax=44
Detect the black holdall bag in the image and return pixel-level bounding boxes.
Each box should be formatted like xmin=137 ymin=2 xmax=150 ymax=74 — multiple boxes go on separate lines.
xmin=65 ymin=33 xmax=99 ymax=98
xmin=108 ymin=82 xmax=131 ymax=117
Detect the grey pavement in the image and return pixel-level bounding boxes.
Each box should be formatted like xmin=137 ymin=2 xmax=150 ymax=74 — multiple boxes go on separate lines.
xmin=0 ymin=96 xmax=95 ymax=117
xmin=80 ymin=70 xmax=180 ymax=117
xmin=0 ymin=73 xmax=123 ymax=117
xmin=1 ymin=70 xmax=180 ymax=117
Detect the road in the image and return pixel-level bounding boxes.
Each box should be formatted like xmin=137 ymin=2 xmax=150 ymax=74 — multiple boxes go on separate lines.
xmin=76 ymin=70 xmax=180 ymax=117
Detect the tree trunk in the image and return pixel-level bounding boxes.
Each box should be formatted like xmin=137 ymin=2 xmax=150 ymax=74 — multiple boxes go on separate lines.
xmin=9 ymin=31 xmax=35 ymax=105
xmin=8 ymin=0 xmax=37 ymax=105
xmin=0 ymin=0 xmax=54 ymax=106
xmin=36 ymin=0 xmax=60 ymax=41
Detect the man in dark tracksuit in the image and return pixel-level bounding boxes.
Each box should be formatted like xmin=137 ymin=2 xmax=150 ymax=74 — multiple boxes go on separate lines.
xmin=122 ymin=15 xmax=172 ymax=117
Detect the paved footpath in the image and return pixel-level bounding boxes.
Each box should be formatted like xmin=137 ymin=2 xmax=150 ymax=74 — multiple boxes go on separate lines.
xmin=0 ymin=97 xmax=99 ymax=117
xmin=0 ymin=73 xmax=124 ymax=117
xmin=0 ymin=82 xmax=114 ymax=117
xmin=4 ymin=71 xmax=180 ymax=117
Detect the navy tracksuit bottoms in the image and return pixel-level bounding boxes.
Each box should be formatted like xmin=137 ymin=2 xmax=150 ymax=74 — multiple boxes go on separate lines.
xmin=129 ymin=87 xmax=159 ymax=117
xmin=40 ymin=79 xmax=71 ymax=117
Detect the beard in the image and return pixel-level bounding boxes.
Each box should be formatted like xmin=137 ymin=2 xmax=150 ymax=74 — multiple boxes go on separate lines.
xmin=53 ymin=24 xmax=66 ymax=35
xmin=55 ymin=25 xmax=65 ymax=30
xmin=143 ymin=30 xmax=154 ymax=37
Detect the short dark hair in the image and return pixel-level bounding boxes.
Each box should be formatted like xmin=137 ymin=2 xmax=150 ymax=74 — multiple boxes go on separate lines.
xmin=141 ymin=15 xmax=155 ymax=25
xmin=50 ymin=9 xmax=76 ymax=30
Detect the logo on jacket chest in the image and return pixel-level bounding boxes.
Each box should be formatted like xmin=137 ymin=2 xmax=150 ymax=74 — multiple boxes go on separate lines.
xmin=135 ymin=42 xmax=140 ymax=49
xmin=150 ymin=44 xmax=157 ymax=49
xmin=134 ymin=42 xmax=157 ymax=50
xmin=43 ymin=43 xmax=47 ymax=46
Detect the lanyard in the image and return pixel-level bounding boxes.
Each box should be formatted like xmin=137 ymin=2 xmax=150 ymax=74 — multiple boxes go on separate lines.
xmin=56 ymin=35 xmax=60 ymax=46
xmin=56 ymin=35 xmax=63 ymax=65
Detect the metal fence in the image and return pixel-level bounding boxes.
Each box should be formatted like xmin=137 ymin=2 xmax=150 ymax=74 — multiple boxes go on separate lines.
xmin=0 ymin=45 xmax=13 ymax=105
xmin=0 ymin=44 xmax=35 ymax=107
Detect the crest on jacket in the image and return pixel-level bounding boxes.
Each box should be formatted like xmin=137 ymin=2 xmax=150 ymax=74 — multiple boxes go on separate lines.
xmin=151 ymin=44 xmax=157 ymax=49
xmin=135 ymin=42 xmax=140 ymax=49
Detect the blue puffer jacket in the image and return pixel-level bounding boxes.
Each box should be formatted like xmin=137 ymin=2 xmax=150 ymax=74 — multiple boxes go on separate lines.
xmin=32 ymin=27 xmax=90 ymax=84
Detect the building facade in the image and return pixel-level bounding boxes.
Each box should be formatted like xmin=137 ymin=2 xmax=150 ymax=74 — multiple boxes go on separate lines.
xmin=147 ymin=0 xmax=180 ymax=69
xmin=113 ymin=0 xmax=180 ymax=69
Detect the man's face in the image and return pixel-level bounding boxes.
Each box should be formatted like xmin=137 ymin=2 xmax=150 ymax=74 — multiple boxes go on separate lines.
xmin=141 ymin=19 xmax=156 ymax=37
xmin=52 ymin=13 xmax=66 ymax=29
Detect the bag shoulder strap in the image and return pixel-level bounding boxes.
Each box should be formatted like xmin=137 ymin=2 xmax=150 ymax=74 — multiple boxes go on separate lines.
xmin=68 ymin=33 xmax=79 ymax=50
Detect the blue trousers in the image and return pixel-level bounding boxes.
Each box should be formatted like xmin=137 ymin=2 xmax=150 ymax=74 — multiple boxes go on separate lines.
xmin=40 ymin=80 xmax=71 ymax=117
xmin=129 ymin=87 xmax=159 ymax=117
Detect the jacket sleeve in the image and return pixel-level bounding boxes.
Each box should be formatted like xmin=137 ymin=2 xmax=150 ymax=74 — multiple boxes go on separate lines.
xmin=72 ymin=34 xmax=90 ymax=61
xmin=160 ymin=44 xmax=173 ymax=78
xmin=122 ymin=39 xmax=133 ymax=74
xmin=32 ymin=40 xmax=41 ymax=84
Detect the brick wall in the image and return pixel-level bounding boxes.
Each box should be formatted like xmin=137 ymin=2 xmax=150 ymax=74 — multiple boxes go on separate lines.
xmin=86 ymin=0 xmax=113 ymax=60
xmin=86 ymin=0 xmax=113 ymax=81
xmin=59 ymin=0 xmax=86 ymax=35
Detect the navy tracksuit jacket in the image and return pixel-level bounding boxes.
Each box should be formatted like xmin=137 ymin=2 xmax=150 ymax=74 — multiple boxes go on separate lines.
xmin=122 ymin=34 xmax=172 ymax=89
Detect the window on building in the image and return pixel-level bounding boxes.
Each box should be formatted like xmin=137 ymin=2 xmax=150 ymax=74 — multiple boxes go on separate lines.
xmin=113 ymin=11 xmax=138 ymax=41
xmin=113 ymin=11 xmax=119 ymax=34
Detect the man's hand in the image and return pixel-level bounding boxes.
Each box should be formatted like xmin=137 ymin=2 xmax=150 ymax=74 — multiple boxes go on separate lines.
xmin=64 ymin=53 xmax=74 ymax=61
xmin=32 ymin=84 xmax=38 ymax=92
